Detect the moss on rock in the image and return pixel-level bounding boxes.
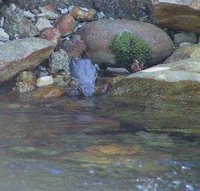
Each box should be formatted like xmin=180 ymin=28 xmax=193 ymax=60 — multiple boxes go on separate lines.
xmin=109 ymin=77 xmax=200 ymax=102
xmin=109 ymin=31 xmax=151 ymax=68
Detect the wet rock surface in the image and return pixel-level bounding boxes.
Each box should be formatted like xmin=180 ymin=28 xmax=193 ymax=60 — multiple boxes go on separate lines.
xmin=109 ymin=57 xmax=200 ymax=102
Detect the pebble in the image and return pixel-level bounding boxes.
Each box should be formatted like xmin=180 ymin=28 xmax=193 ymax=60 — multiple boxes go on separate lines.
xmin=36 ymin=76 xmax=54 ymax=87
xmin=58 ymin=8 xmax=69 ymax=14
xmin=0 ymin=16 xmax=4 ymax=28
xmin=23 ymin=10 xmax=36 ymax=21
xmin=0 ymin=28 xmax=9 ymax=42
xmin=96 ymin=11 xmax=106 ymax=19
xmin=35 ymin=18 xmax=53 ymax=32
xmin=36 ymin=12 xmax=59 ymax=20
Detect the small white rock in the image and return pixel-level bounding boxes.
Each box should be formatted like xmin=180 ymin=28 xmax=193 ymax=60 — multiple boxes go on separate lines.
xmin=0 ymin=28 xmax=9 ymax=42
xmin=0 ymin=17 xmax=4 ymax=28
xmin=23 ymin=10 xmax=36 ymax=21
xmin=68 ymin=5 xmax=75 ymax=12
xmin=36 ymin=76 xmax=54 ymax=87
xmin=10 ymin=3 xmax=16 ymax=11
xmin=96 ymin=11 xmax=106 ymax=19
xmin=58 ymin=8 xmax=69 ymax=14
xmin=35 ymin=17 xmax=53 ymax=32
xmin=37 ymin=12 xmax=59 ymax=20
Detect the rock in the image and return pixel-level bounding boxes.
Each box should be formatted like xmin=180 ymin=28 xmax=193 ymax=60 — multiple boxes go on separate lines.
xmin=35 ymin=17 xmax=53 ymax=32
xmin=58 ymin=7 xmax=69 ymax=15
xmin=54 ymin=74 xmax=71 ymax=88
xmin=0 ymin=28 xmax=9 ymax=42
xmin=164 ymin=44 xmax=200 ymax=64
xmin=1 ymin=5 xmax=38 ymax=39
xmin=39 ymin=27 xmax=61 ymax=45
xmin=93 ymin=0 xmax=153 ymax=21
xmin=49 ymin=49 xmax=70 ymax=75
xmin=70 ymin=6 xmax=96 ymax=21
xmin=151 ymin=0 xmax=200 ymax=33
xmin=179 ymin=42 xmax=192 ymax=47
xmin=54 ymin=14 xmax=77 ymax=36
xmin=14 ymin=71 xmax=36 ymax=93
xmin=174 ymin=32 xmax=197 ymax=45
xmin=77 ymin=19 xmax=174 ymax=67
xmin=36 ymin=12 xmax=59 ymax=20
xmin=70 ymin=58 xmax=97 ymax=97
xmin=23 ymin=10 xmax=36 ymax=21
xmin=31 ymin=85 xmax=63 ymax=99
xmin=0 ymin=37 xmax=55 ymax=84
xmin=105 ymin=67 xmax=130 ymax=76
xmin=61 ymin=35 xmax=86 ymax=60
xmin=109 ymin=58 xmax=200 ymax=102
xmin=38 ymin=4 xmax=55 ymax=13
xmin=95 ymin=76 xmax=124 ymax=95
xmin=36 ymin=76 xmax=54 ymax=87
xmin=9 ymin=0 xmax=93 ymax=10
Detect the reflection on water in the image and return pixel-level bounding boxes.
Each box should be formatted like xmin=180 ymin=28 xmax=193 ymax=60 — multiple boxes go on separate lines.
xmin=0 ymin=91 xmax=200 ymax=191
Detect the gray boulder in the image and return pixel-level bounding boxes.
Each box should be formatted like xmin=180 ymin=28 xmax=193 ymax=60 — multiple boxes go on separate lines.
xmin=0 ymin=37 xmax=55 ymax=83
xmin=77 ymin=19 xmax=174 ymax=67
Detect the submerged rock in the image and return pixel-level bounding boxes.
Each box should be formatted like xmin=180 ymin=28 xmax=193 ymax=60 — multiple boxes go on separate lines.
xmin=31 ymin=85 xmax=63 ymax=99
xmin=0 ymin=37 xmax=55 ymax=84
xmin=14 ymin=71 xmax=36 ymax=93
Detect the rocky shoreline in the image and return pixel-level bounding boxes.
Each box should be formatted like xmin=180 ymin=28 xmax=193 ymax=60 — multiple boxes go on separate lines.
xmin=0 ymin=0 xmax=200 ymax=102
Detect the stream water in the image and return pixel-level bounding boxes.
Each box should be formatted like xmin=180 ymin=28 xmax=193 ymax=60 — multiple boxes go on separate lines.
xmin=0 ymin=87 xmax=200 ymax=191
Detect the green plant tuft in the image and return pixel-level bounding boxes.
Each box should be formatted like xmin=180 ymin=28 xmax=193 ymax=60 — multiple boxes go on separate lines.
xmin=109 ymin=31 xmax=151 ymax=68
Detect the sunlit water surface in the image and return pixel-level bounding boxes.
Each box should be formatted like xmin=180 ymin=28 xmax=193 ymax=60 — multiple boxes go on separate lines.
xmin=0 ymin=88 xmax=200 ymax=191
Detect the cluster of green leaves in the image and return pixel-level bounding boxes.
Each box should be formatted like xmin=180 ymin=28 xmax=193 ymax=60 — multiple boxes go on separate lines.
xmin=109 ymin=31 xmax=151 ymax=68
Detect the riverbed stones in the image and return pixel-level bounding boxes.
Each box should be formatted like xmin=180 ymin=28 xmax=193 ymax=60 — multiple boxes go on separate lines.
xmin=76 ymin=19 xmax=174 ymax=67
xmin=1 ymin=5 xmax=38 ymax=39
xmin=151 ymin=0 xmax=200 ymax=33
xmin=0 ymin=37 xmax=55 ymax=84
xmin=109 ymin=57 xmax=200 ymax=102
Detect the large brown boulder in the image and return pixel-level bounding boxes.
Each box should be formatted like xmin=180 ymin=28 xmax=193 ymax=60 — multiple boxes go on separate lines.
xmin=77 ymin=19 xmax=174 ymax=66
xmin=0 ymin=37 xmax=55 ymax=83
xmin=151 ymin=0 xmax=200 ymax=33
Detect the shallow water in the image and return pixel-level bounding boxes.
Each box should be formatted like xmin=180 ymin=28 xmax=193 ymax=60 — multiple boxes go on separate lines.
xmin=0 ymin=89 xmax=200 ymax=191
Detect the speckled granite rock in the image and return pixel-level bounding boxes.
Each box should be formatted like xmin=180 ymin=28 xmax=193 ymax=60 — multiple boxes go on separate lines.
xmin=0 ymin=37 xmax=55 ymax=83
